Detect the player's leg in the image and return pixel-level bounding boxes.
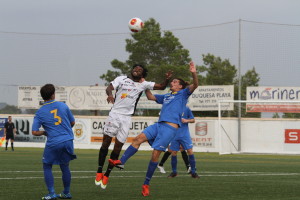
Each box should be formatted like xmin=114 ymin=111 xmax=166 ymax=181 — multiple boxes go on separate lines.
xmin=95 ymin=135 xmax=112 ymax=185
xmin=142 ymin=149 xmax=162 ymax=196
xmin=110 ymin=133 xmax=148 ymax=166
xmin=58 ymin=163 xmax=72 ymax=198
xmin=5 ymin=137 xmax=10 ymax=151
xmin=180 ymin=147 xmax=191 ymax=173
xmin=186 ymin=148 xmax=199 ymax=178
xmin=142 ymin=123 xmax=178 ymax=196
xmin=168 ymin=139 xmax=180 ymax=178
xmin=100 ymin=139 xmax=124 ymax=189
xmin=168 ymin=150 xmax=178 ymax=178
xmin=110 ymin=123 xmax=159 ymax=167
xmin=5 ymin=139 xmax=8 ymax=151
xmin=42 ymin=145 xmax=57 ymax=199
xmin=43 ymin=163 xmax=55 ymax=195
xmin=157 ymin=147 xmax=171 ymax=173
xmin=11 ymin=138 xmax=14 ymax=151
xmin=57 ymin=140 xmax=76 ymax=198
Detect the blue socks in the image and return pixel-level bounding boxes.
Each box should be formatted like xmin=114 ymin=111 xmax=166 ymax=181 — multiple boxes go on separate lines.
xmin=171 ymin=155 xmax=177 ymax=173
xmin=144 ymin=161 xmax=158 ymax=185
xmin=43 ymin=163 xmax=55 ymax=194
xmin=60 ymin=163 xmax=71 ymax=194
xmin=43 ymin=163 xmax=72 ymax=195
xmin=189 ymin=154 xmax=196 ymax=174
xmin=120 ymin=145 xmax=138 ymax=164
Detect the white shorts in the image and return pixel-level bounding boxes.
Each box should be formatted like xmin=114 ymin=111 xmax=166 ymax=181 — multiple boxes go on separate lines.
xmin=103 ymin=112 xmax=132 ymax=144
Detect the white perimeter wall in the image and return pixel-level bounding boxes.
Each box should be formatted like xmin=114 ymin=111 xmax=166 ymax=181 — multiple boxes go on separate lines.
xmin=2 ymin=114 xmax=300 ymax=154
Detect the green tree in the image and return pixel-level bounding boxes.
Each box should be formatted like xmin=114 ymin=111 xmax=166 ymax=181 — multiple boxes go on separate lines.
xmin=200 ymin=53 xmax=237 ymax=85
xmin=0 ymin=105 xmax=22 ymax=114
xmin=100 ymin=18 xmax=192 ymax=85
xmin=197 ymin=54 xmax=260 ymax=117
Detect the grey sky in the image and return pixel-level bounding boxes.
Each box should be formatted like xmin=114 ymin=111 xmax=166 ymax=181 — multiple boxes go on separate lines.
xmin=1 ymin=0 xmax=300 ymax=105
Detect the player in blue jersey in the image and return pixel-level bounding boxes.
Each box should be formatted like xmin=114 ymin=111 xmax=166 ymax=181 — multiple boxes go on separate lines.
xmin=32 ymin=84 xmax=76 ymax=200
xmin=110 ymin=61 xmax=198 ymax=196
xmin=167 ymin=106 xmax=199 ymax=179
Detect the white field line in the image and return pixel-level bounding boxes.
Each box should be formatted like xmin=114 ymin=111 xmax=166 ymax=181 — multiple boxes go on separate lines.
xmin=1 ymin=171 xmax=300 ymax=180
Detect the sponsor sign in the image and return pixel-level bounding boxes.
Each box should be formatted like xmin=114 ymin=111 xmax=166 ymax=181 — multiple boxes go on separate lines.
xmin=192 ymin=121 xmax=215 ymax=148
xmin=90 ymin=118 xmax=156 ymax=144
xmin=285 ymin=129 xmax=300 ymax=143
xmin=18 ymin=85 xmax=234 ymax=111
xmin=188 ymin=85 xmax=234 ymax=111
xmin=247 ymin=87 xmax=300 ymax=113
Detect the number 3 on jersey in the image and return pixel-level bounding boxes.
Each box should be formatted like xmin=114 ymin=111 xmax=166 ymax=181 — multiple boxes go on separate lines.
xmin=50 ymin=109 xmax=62 ymax=125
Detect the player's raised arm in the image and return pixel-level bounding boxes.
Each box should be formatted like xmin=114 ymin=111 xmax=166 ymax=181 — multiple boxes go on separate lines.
xmin=153 ymin=70 xmax=173 ymax=90
xmin=106 ymin=84 xmax=115 ymax=104
xmin=145 ymin=89 xmax=157 ymax=101
xmin=188 ymin=61 xmax=199 ymax=93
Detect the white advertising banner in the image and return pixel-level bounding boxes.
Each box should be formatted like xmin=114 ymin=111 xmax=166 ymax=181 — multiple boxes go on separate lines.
xmin=90 ymin=117 xmax=157 ymax=144
xmin=4 ymin=115 xmax=90 ymax=144
xmin=246 ymin=87 xmax=300 ymax=112
xmin=18 ymin=85 xmax=234 ymax=111
xmin=188 ymin=85 xmax=234 ymax=111
xmin=18 ymin=86 xmax=113 ymax=110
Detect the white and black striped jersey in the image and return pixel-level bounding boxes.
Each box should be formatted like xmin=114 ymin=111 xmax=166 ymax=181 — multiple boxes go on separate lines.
xmin=110 ymin=76 xmax=155 ymax=115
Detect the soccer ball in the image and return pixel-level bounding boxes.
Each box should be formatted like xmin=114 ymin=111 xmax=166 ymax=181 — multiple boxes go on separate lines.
xmin=128 ymin=17 xmax=144 ymax=32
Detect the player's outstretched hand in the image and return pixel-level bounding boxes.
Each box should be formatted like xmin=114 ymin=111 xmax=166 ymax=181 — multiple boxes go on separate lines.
xmin=165 ymin=70 xmax=173 ymax=80
xmin=107 ymin=96 xmax=115 ymax=104
xmin=189 ymin=61 xmax=196 ymax=73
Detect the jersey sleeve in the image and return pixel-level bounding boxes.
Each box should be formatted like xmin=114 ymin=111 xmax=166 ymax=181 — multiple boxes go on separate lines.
xmin=144 ymin=81 xmax=155 ymax=90
xmin=154 ymin=94 xmax=165 ymax=104
xmin=111 ymin=76 xmax=126 ymax=90
xmin=32 ymin=112 xmax=42 ymax=131
xmin=66 ymin=106 xmax=75 ymax=123
xmin=186 ymin=107 xmax=194 ymax=119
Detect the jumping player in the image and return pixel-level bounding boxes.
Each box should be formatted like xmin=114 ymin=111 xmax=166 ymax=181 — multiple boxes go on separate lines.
xmin=110 ymin=61 xmax=198 ymax=196
xmin=95 ymin=64 xmax=172 ymax=189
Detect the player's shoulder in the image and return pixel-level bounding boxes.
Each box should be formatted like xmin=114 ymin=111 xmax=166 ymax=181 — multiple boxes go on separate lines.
xmin=115 ymin=75 xmax=128 ymax=81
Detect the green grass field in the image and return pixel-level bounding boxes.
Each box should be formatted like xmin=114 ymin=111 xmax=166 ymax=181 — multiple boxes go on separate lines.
xmin=1 ymin=148 xmax=300 ymax=200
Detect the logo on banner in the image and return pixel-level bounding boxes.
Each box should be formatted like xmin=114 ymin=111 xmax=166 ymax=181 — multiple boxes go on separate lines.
xmin=74 ymin=123 xmax=83 ymax=139
xmin=69 ymin=88 xmax=85 ymax=108
xmin=285 ymin=129 xmax=300 ymax=143
xmin=195 ymin=122 xmax=207 ymax=136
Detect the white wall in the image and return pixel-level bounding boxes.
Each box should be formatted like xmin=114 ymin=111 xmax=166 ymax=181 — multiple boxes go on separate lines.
xmin=2 ymin=114 xmax=300 ymax=154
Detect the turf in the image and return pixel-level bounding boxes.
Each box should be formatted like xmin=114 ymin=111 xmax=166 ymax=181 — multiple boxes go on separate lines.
xmin=1 ymin=148 xmax=300 ymax=200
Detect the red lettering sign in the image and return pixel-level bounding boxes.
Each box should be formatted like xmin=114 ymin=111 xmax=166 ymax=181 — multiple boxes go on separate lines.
xmin=285 ymin=129 xmax=300 ymax=143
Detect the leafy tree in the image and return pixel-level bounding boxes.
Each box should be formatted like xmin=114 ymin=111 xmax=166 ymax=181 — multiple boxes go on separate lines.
xmin=199 ymin=53 xmax=237 ymax=85
xmin=197 ymin=54 xmax=260 ymax=117
xmin=0 ymin=105 xmax=22 ymax=114
xmin=100 ymin=18 xmax=192 ymax=85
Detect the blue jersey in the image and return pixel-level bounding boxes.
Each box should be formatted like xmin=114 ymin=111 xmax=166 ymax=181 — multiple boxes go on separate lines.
xmin=154 ymin=87 xmax=192 ymax=127
xmin=32 ymin=100 xmax=75 ymax=147
xmin=179 ymin=106 xmax=194 ymax=134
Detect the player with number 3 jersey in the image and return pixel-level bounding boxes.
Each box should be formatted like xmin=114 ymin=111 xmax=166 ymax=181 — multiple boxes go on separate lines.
xmin=32 ymin=84 xmax=76 ymax=200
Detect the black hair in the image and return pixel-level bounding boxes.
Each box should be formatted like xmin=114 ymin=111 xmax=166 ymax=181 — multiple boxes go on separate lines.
xmin=174 ymin=78 xmax=188 ymax=89
xmin=132 ymin=64 xmax=148 ymax=78
xmin=40 ymin=84 xmax=55 ymax=101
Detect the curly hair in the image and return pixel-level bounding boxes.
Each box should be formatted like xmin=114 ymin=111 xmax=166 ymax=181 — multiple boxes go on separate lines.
xmin=132 ymin=64 xmax=148 ymax=78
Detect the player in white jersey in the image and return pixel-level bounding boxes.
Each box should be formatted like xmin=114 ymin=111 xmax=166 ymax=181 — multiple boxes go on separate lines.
xmin=95 ymin=64 xmax=172 ymax=189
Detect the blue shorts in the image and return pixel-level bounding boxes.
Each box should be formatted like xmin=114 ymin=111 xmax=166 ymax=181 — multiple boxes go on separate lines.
xmin=144 ymin=122 xmax=178 ymax=151
xmin=43 ymin=140 xmax=77 ymax=165
xmin=169 ymin=132 xmax=193 ymax=151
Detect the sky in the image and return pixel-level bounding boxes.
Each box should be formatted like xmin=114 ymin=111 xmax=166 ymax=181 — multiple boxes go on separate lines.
xmin=0 ymin=0 xmax=300 ymax=105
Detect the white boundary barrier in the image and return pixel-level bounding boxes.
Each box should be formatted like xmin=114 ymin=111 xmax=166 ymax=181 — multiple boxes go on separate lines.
xmin=2 ymin=114 xmax=300 ymax=154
